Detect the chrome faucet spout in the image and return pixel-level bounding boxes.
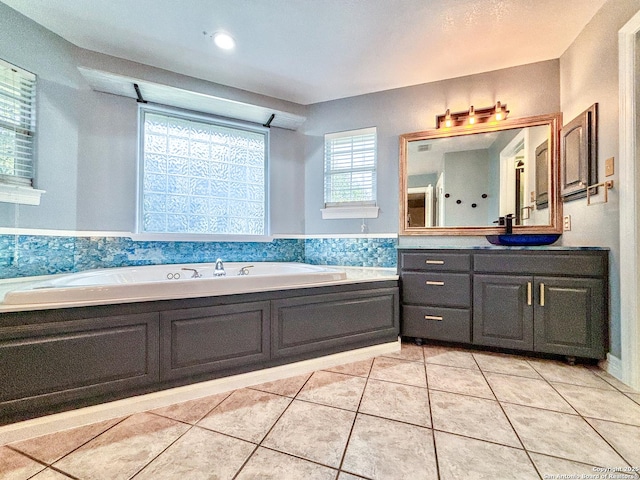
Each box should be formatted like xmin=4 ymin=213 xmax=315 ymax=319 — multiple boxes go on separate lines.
xmin=181 ymin=267 xmax=202 ymax=278
xmin=238 ymin=265 xmax=254 ymax=276
xmin=214 ymin=258 xmax=226 ymax=277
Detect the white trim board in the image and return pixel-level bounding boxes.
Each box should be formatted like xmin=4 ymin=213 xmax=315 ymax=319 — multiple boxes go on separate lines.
xmin=618 ymin=12 xmax=640 ymax=390
xmin=0 ymin=228 xmax=399 ymax=240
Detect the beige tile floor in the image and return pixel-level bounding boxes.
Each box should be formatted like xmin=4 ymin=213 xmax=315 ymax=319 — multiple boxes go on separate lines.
xmin=2 ymin=342 xmax=640 ymax=480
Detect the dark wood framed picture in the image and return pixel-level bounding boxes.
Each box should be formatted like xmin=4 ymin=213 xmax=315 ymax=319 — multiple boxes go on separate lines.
xmin=535 ymin=139 xmax=549 ymax=209
xmin=560 ymin=103 xmax=598 ymax=201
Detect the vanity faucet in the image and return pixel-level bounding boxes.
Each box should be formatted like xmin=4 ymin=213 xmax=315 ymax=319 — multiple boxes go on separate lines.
xmin=214 ymin=258 xmax=226 ymax=277
xmin=494 ymin=214 xmax=514 ymax=234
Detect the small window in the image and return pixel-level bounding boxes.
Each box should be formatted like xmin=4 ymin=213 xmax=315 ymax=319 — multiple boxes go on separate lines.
xmin=138 ymin=106 xmax=268 ymax=236
xmin=322 ymin=127 xmax=378 ymax=219
xmin=324 ymin=127 xmax=377 ymax=206
xmin=0 ymin=59 xmax=36 ymax=188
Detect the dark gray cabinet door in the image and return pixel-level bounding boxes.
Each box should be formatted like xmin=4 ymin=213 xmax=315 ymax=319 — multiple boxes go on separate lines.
xmin=160 ymin=301 xmax=270 ymax=381
xmin=473 ymin=275 xmax=534 ymax=350
xmin=534 ymin=277 xmax=605 ymax=358
xmin=0 ymin=313 xmax=159 ymax=412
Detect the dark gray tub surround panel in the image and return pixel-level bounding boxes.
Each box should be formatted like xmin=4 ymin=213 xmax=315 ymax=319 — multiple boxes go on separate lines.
xmin=0 ymin=281 xmax=399 ymax=424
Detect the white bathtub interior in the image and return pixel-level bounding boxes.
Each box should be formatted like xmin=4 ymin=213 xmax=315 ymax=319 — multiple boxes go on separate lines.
xmin=2 ymin=262 xmax=348 ymax=306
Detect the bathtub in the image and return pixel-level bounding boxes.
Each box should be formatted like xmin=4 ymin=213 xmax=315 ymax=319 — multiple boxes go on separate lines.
xmin=3 ymin=262 xmax=347 ymax=306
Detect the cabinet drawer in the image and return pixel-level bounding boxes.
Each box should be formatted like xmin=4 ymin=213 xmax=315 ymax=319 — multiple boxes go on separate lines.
xmin=474 ymin=253 xmax=605 ymax=277
xmin=400 ymin=252 xmax=471 ymax=272
xmin=402 ymin=306 xmax=471 ymax=343
xmin=401 ymin=272 xmax=471 ymax=307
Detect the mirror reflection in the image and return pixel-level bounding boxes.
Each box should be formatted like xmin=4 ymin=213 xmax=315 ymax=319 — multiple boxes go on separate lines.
xmin=405 ymin=124 xmax=551 ymax=229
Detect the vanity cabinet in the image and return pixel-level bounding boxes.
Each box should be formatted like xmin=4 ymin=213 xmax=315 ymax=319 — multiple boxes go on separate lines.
xmin=399 ymin=248 xmax=608 ymax=360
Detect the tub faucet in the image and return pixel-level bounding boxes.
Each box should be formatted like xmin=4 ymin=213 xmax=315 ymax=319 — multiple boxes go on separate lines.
xmin=238 ymin=265 xmax=254 ymax=276
xmin=181 ymin=267 xmax=202 ymax=278
xmin=214 ymin=258 xmax=226 ymax=277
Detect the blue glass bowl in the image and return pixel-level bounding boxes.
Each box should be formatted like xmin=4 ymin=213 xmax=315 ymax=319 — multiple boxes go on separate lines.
xmin=485 ymin=234 xmax=561 ymax=246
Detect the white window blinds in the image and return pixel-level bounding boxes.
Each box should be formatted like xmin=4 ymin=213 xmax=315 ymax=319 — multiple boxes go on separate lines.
xmin=0 ymin=59 xmax=36 ymax=187
xmin=324 ymin=127 xmax=377 ymax=206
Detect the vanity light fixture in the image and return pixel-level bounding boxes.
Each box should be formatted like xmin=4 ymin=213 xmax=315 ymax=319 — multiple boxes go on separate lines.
xmin=436 ymin=102 xmax=509 ymax=128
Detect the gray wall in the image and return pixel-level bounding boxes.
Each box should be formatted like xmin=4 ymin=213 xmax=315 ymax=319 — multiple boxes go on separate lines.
xmin=304 ymin=60 xmax=561 ymax=235
xmin=559 ymin=0 xmax=640 ymax=358
xmin=442 ymin=149 xmax=490 ymax=226
xmin=0 ymin=3 xmax=84 ymax=230
xmin=0 ymin=2 xmax=307 ymax=234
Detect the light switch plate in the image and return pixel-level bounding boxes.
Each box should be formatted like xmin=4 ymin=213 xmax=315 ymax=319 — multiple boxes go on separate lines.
xmin=563 ymin=215 xmax=571 ymax=231
xmin=605 ymin=157 xmax=614 ymax=177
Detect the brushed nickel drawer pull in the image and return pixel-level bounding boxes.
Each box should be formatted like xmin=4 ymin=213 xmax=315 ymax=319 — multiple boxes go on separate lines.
xmin=540 ymin=283 xmax=545 ymax=306
xmin=424 ymin=315 xmax=443 ymax=321
xmin=527 ymin=281 xmax=532 ymax=306
xmin=425 ymin=260 xmax=445 ymax=265
xmin=426 ymin=281 xmax=445 ymax=286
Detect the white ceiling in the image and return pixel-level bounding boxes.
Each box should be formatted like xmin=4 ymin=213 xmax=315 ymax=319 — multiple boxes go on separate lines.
xmin=3 ymin=0 xmax=607 ymax=105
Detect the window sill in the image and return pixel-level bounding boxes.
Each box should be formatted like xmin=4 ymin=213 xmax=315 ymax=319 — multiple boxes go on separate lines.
xmin=0 ymin=184 xmax=45 ymax=205
xmin=321 ymin=206 xmax=379 ymax=220
xmin=129 ymin=233 xmax=275 ymax=243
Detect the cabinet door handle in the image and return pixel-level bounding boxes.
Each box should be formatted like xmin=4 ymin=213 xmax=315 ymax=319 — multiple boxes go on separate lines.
xmin=540 ymin=283 xmax=545 ymax=306
xmin=425 ymin=281 xmax=445 ymax=286
xmin=527 ymin=282 xmax=532 ymax=306
xmin=425 ymin=260 xmax=445 ymax=265
xmin=424 ymin=315 xmax=443 ymax=321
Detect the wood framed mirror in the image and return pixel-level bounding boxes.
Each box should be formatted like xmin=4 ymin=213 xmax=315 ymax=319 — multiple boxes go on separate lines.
xmin=399 ymin=113 xmax=563 ymax=236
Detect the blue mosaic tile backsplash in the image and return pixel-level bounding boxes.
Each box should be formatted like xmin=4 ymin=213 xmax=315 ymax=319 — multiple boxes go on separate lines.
xmin=304 ymin=237 xmax=397 ymax=268
xmin=0 ymin=235 xmax=397 ymax=279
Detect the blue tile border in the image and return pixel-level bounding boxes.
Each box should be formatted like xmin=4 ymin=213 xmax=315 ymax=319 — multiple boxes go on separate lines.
xmin=0 ymin=235 xmax=398 ymax=279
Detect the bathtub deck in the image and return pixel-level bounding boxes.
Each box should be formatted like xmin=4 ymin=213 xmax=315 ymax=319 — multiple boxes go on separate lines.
xmin=0 ymin=266 xmax=398 ymax=313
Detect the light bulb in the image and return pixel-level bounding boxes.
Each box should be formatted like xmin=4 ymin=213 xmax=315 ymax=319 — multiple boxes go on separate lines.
xmin=444 ymin=109 xmax=452 ymax=128
xmin=468 ymin=106 xmax=475 ymax=124
xmin=213 ymin=32 xmax=235 ymax=50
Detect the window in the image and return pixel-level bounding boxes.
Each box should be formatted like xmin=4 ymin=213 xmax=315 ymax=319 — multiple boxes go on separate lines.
xmin=323 ymin=127 xmax=378 ymax=219
xmin=138 ymin=106 xmax=268 ymax=236
xmin=0 ymin=59 xmax=36 ymax=188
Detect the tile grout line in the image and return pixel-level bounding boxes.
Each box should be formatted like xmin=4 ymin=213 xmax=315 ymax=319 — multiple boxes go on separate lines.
xmin=422 ymin=349 xmax=442 ymax=480
xmin=9 ymin=414 xmax=130 ymax=480
xmin=334 ymin=355 xmax=375 ymax=479
xmin=229 ymin=371 xmax=336 ymax=480
xmin=469 ymin=351 xmax=544 ymax=480
xmin=538 ymin=370 xmax=638 ymax=469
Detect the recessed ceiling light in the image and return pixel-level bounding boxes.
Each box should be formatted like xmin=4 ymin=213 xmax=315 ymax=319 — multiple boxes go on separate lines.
xmin=213 ymin=32 xmax=235 ymax=50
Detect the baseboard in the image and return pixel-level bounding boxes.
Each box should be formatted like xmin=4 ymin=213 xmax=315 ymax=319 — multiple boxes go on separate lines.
xmin=599 ymin=353 xmax=623 ymax=380
xmin=0 ymin=339 xmax=400 ymax=446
